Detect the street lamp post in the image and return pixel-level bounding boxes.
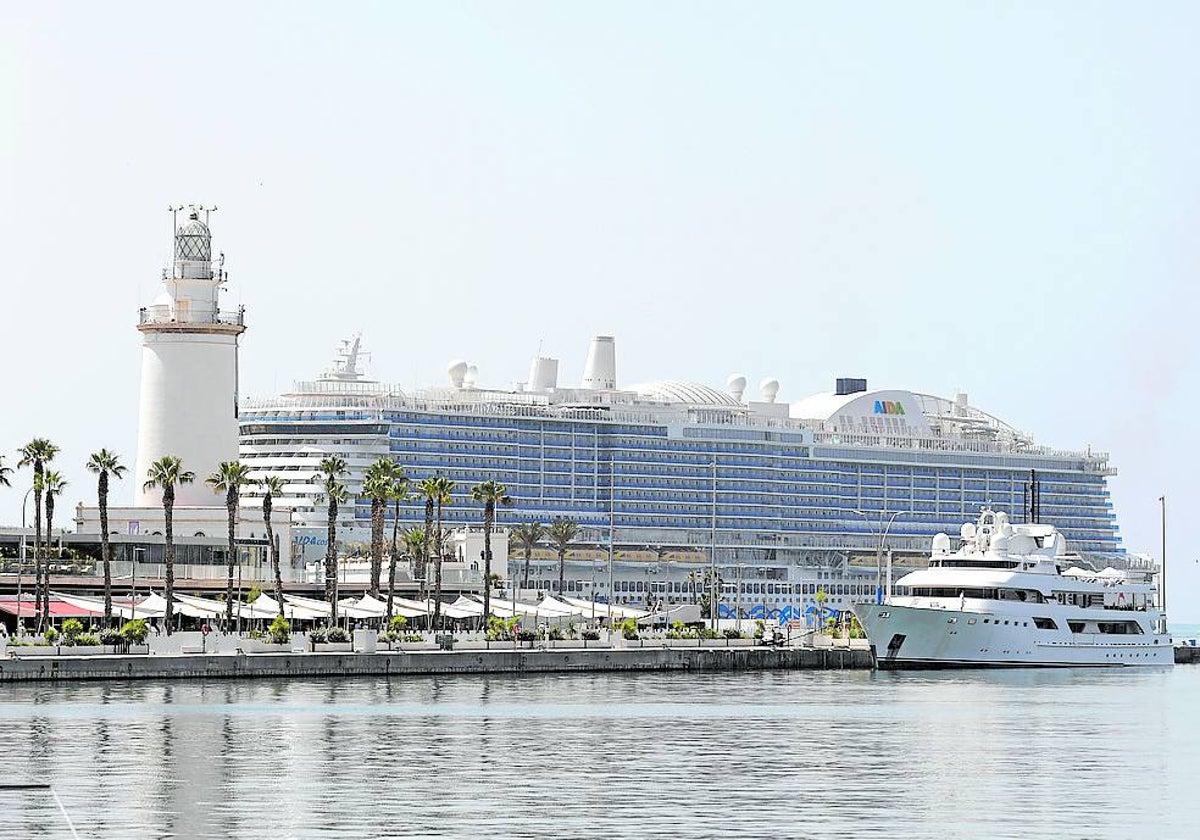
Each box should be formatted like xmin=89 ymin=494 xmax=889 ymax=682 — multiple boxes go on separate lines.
xmin=709 ymin=459 xmax=717 ymax=631
xmin=853 ymin=509 xmax=910 ymax=604
xmin=1159 ymin=495 xmax=1166 ymax=618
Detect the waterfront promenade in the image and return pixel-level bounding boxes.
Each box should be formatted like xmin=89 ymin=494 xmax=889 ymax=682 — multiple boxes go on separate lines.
xmin=0 ymin=643 xmax=869 ymax=682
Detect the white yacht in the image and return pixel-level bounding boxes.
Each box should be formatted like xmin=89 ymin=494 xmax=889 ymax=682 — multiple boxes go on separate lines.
xmin=854 ymin=510 xmax=1172 ymax=668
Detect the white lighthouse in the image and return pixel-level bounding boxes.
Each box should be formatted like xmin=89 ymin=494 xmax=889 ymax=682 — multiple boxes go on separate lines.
xmin=134 ymin=207 xmax=245 ymax=506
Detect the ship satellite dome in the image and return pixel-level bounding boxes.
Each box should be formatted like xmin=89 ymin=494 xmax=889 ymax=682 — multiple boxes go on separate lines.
xmin=727 ymin=374 xmax=747 ymax=402
xmin=448 ymin=360 xmax=468 ymax=388
xmin=464 ymin=364 xmax=479 ymax=388
xmin=932 ymin=533 xmax=951 ymax=554
xmin=961 ymin=522 xmax=976 ymax=540
xmin=760 ymin=378 xmax=780 ymax=403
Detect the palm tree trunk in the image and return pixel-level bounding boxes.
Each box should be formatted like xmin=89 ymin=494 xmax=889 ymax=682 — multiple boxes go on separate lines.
xmin=433 ymin=500 xmax=444 ymax=631
xmin=225 ymin=489 xmax=237 ymax=627
xmin=326 ymin=498 xmax=339 ymax=624
xmin=370 ymin=497 xmax=384 ymax=598
xmin=264 ymin=493 xmax=283 ymax=618
xmin=32 ymin=476 xmax=43 ymax=634
xmin=523 ymin=547 xmax=531 ymax=591
xmin=44 ymin=493 xmax=55 ymax=628
xmin=421 ymin=498 xmax=433 ymax=602
xmin=386 ymin=499 xmax=400 ymax=625
xmin=164 ymin=488 xmax=176 ymax=635
xmin=99 ymin=472 xmax=112 ymax=625
xmin=482 ymin=504 xmax=494 ymax=621
xmin=558 ymin=550 xmax=565 ymax=597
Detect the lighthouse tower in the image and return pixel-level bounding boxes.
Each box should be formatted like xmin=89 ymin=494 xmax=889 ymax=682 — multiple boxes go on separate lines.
xmin=134 ymin=207 xmax=246 ymax=506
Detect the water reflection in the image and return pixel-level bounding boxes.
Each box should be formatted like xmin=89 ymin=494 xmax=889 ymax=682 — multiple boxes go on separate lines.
xmin=0 ymin=668 xmax=1195 ymax=838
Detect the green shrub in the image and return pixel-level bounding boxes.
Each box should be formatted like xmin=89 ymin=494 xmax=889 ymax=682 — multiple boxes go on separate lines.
xmin=581 ymin=629 xmax=600 ymax=641
xmin=268 ymin=615 xmax=291 ymax=645
xmin=388 ymin=615 xmax=408 ymax=633
xmin=485 ymin=615 xmax=519 ymax=641
xmin=72 ymin=633 xmax=100 ymax=647
xmin=44 ymin=626 xmax=59 ymax=644
xmin=516 ymin=629 xmax=537 ymax=642
xmin=378 ymin=630 xmax=395 ymax=643
xmin=61 ymin=618 xmax=84 ymax=641
xmin=245 ymin=586 xmax=262 ymax=603
xmin=722 ymin=628 xmax=745 ymax=640
xmin=699 ymin=628 xmax=721 ymax=640
xmin=120 ymin=619 xmax=149 ymax=645
xmin=308 ymin=627 xmax=327 ymax=644
xmin=402 ymin=634 xmax=424 ymax=643
xmin=619 ymin=618 xmax=639 ymax=640
xmin=754 ymin=619 xmax=765 ymax=639
xmin=666 ymin=630 xmax=682 ymax=639
xmin=548 ymin=627 xmax=565 ymax=641
xmin=248 ymin=628 xmax=264 ymax=641
xmin=99 ymin=629 xmax=123 ymax=646
xmin=326 ymin=626 xmax=349 ymax=643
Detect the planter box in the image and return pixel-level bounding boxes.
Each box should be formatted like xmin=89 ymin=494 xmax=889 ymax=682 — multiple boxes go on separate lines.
xmin=126 ymin=644 xmax=150 ymax=655
xmin=726 ymin=638 xmax=755 ymax=647
xmin=241 ymin=641 xmax=291 ymax=654
xmin=61 ymin=645 xmax=108 ymax=656
xmin=312 ymin=642 xmax=353 ymax=653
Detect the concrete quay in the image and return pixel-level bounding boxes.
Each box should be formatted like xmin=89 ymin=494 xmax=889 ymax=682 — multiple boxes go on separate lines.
xmin=0 ymin=645 xmax=871 ymax=683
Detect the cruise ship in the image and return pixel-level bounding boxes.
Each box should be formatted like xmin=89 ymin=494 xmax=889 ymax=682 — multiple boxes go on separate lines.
xmin=238 ymin=336 xmax=1124 ymax=617
xmin=853 ymin=510 xmax=1169 ymax=668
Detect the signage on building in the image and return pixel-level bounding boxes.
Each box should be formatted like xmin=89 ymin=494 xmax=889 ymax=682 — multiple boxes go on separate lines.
xmin=873 ymin=400 xmax=905 ymax=416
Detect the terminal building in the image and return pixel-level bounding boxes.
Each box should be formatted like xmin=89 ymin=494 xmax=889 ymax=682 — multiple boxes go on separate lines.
xmin=238 ymin=336 xmax=1121 ymax=614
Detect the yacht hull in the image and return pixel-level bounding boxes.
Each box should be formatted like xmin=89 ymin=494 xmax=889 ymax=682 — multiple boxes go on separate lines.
xmin=853 ymin=603 xmax=1173 ymax=669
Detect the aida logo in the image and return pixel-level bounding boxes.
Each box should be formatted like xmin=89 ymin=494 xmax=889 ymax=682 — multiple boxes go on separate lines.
xmin=873 ymin=400 xmax=905 ymax=415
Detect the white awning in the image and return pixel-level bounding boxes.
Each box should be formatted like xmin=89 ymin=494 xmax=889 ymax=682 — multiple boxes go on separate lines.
xmin=253 ymin=594 xmax=326 ymax=621
xmin=174 ymin=592 xmax=281 ymax=620
xmin=559 ymin=596 xmax=648 ymax=620
xmin=52 ymin=591 xmax=162 ymax=620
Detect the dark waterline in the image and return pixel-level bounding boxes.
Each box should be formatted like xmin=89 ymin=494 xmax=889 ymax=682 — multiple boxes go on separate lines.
xmin=2 ymin=667 xmax=1196 ymax=838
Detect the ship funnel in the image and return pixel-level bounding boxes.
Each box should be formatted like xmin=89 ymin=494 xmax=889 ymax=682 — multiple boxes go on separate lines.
xmin=582 ymin=335 xmax=617 ymax=390
xmin=727 ymin=374 xmax=747 ymax=403
xmin=448 ymin=360 xmax=468 ymax=389
xmin=464 ymin=364 xmax=479 ymax=389
xmin=528 ymin=356 xmax=560 ymax=392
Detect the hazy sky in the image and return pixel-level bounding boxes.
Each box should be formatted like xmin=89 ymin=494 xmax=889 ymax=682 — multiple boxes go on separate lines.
xmin=3 ymin=3 xmax=1198 ymax=615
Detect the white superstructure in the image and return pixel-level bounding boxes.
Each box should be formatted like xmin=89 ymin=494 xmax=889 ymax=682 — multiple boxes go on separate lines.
xmin=134 ymin=207 xmax=246 ymax=506
xmin=854 ymin=510 xmax=1170 ymax=668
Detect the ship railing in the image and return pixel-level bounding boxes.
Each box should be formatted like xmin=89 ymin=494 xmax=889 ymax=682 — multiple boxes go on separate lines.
xmin=139 ymin=305 xmax=245 ymax=327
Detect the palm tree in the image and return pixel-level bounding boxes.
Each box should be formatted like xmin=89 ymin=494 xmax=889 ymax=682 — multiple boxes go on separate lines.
xmin=316 ymin=455 xmax=349 ymax=621
xmin=0 ymin=455 xmax=11 ymax=488
xmin=258 ymin=475 xmax=287 ymax=617
xmin=18 ymin=438 xmax=59 ymax=632
xmin=470 ymin=480 xmax=514 ymax=620
xmin=142 ymin=455 xmax=195 ymax=635
xmin=42 ymin=471 xmax=67 ymax=622
xmin=384 ymin=471 xmax=410 ymax=625
xmin=86 ymin=450 xmax=126 ymax=625
xmin=511 ymin=522 xmax=545 ymax=593
xmin=420 ymin=476 xmax=455 ymax=629
xmin=547 ymin=518 xmax=580 ymax=597
xmin=363 ymin=457 xmax=401 ymax=598
xmin=206 ymin=460 xmax=254 ymax=626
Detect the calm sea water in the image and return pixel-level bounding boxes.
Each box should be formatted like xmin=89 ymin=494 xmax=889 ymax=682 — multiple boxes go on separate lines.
xmin=1 ymin=666 xmax=1197 ymax=839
